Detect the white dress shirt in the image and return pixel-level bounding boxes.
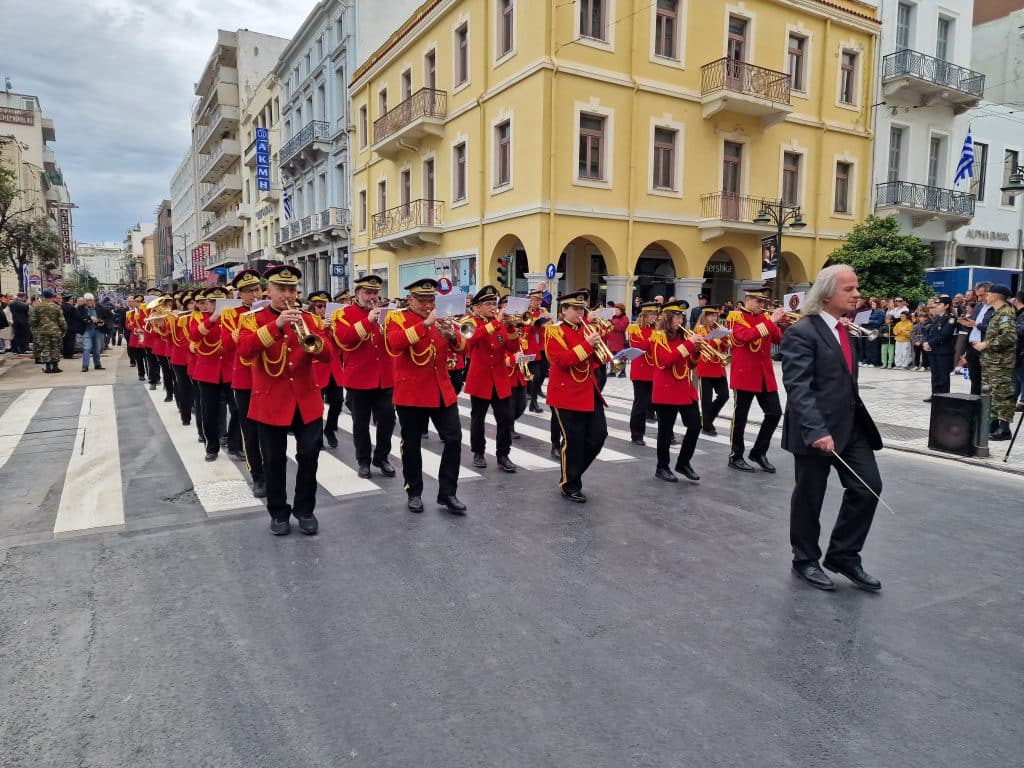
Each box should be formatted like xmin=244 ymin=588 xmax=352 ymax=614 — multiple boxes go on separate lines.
xmin=968 ymin=304 xmax=991 ymax=344
xmin=817 ymin=310 xmax=842 ymax=344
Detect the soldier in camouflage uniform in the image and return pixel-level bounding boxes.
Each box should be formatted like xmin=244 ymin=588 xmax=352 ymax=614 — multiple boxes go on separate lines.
xmin=28 ymin=290 xmax=67 ymax=374
xmin=973 ymin=284 xmax=1017 ymax=441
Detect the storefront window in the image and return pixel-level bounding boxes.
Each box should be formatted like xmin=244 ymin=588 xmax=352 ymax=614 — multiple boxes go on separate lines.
xmin=451 ymin=255 xmax=477 ymax=295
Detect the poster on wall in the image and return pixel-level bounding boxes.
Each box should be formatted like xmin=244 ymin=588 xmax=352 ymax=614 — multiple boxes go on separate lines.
xmin=760 ymin=235 xmax=779 ymax=281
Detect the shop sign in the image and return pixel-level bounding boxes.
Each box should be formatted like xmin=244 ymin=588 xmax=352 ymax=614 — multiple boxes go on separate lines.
xmin=965 ymin=229 xmax=1011 ymax=243
xmin=0 ymin=107 xmax=34 ymax=126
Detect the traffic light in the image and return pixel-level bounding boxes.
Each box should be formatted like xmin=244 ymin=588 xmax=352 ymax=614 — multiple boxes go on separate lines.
xmin=496 ymin=256 xmax=509 ymax=288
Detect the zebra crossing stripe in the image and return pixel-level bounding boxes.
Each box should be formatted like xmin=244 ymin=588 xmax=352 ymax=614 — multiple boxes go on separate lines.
xmin=285 ymin=432 xmax=380 ymax=498
xmin=53 ymin=385 xmax=124 ymax=534
xmin=513 ymin=405 xmax=638 ymax=448
xmin=467 ymin=406 xmax=634 ymax=463
xmin=0 ymin=387 xmax=50 ymax=471
xmin=144 ymin=386 xmax=259 ymax=514
xmin=452 ymin=406 xmax=560 ymax=469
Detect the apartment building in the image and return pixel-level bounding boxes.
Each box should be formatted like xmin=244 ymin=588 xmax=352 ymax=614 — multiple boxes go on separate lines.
xmin=76 ymin=243 xmax=125 ymax=287
xmin=272 ymin=1 xmax=356 ymax=295
xmin=350 ymin=0 xmax=880 ymax=306
xmin=192 ymin=29 xmax=289 ymax=281
xmin=154 ymin=199 xmax=173 ymax=287
xmin=170 ymin=149 xmax=200 ymax=281
xmin=240 ymin=73 xmax=284 ymax=273
xmin=122 ymin=222 xmax=155 ymax=289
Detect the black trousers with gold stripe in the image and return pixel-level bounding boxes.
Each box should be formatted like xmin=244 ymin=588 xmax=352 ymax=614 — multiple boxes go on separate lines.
xmin=552 ymin=391 xmax=607 ymax=494
xmin=729 ymin=387 xmax=782 ymax=461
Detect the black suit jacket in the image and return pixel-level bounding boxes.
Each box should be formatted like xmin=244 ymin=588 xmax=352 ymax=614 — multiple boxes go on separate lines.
xmin=780 ymin=315 xmax=882 ymax=456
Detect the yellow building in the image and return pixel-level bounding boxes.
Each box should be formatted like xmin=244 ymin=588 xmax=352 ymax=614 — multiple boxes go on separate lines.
xmin=350 ymin=0 xmax=880 ymax=305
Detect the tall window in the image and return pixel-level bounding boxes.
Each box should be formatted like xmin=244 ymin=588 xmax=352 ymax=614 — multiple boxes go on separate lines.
xmin=359 ymin=105 xmax=367 ymax=147
xmin=896 ymin=3 xmax=913 ymax=50
xmin=782 ymin=152 xmax=801 ymax=205
xmin=400 ymin=170 xmax=411 ymax=212
xmin=578 ymin=114 xmax=606 ymax=180
xmin=936 ymin=17 xmax=953 ymax=61
xmin=887 ymin=127 xmax=904 ymax=182
xmin=453 ymin=142 xmax=467 ymax=201
xmin=580 ymin=0 xmax=606 ymax=41
xmin=425 ymin=50 xmax=437 ymax=89
xmin=727 ymin=16 xmax=747 ymax=62
xmin=378 ymin=89 xmax=388 ymax=117
xmin=401 ymin=70 xmax=412 ymax=101
xmin=377 ymin=180 xmax=387 ymax=214
xmin=787 ymin=34 xmax=806 ymax=91
xmin=358 ymin=190 xmax=367 ymax=230
xmin=927 ymin=136 xmax=944 ymax=187
xmin=971 ymin=142 xmax=988 ymax=203
xmin=423 ymin=158 xmax=435 ymax=203
xmin=839 ymin=51 xmax=857 ymax=105
xmin=498 ymin=0 xmax=514 ymax=57
xmin=655 ymin=0 xmax=678 ymax=59
xmin=834 ymin=162 xmax=851 ymax=213
xmin=455 ymin=24 xmax=469 ymax=85
xmin=653 ymin=127 xmax=676 ymax=189
xmin=495 ymin=120 xmax=512 ymax=187
xmin=1003 ymin=149 xmax=1020 ymax=206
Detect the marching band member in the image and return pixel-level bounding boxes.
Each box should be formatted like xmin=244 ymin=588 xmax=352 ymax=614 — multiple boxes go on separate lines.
xmin=151 ymin=289 xmax=176 ymax=402
xmin=650 ymin=301 xmax=701 ymax=483
xmin=544 ymin=289 xmax=608 ymax=504
xmin=167 ymin=291 xmax=195 ymax=427
xmin=325 ymin=290 xmax=352 ymax=442
xmin=141 ymin=289 xmax=162 ymax=392
xmin=463 ymin=285 xmax=519 ymax=472
xmin=694 ymin=306 xmax=730 ymax=436
xmin=726 ymin=285 xmax=786 ymax=473
xmin=225 ymin=270 xmax=266 ymax=498
xmin=236 ymin=265 xmax=333 ymax=536
xmin=384 ymin=278 xmax=467 ymax=515
xmin=523 ymin=289 xmax=549 ymax=413
xmin=308 ymin=290 xmax=343 ymax=451
xmin=627 ymin=302 xmax=660 ymax=445
xmin=126 ymin=295 xmax=148 ymax=382
xmin=499 ymin=294 xmax=527 ymax=439
xmin=331 ymin=275 xmax=397 ymax=478
xmin=189 ymin=286 xmax=239 ymax=462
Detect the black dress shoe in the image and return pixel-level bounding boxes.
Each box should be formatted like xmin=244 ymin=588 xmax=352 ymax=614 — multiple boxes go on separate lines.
xmin=198 ymin=435 xmax=206 ymax=443
xmin=357 ymin=463 xmax=371 ymax=479
xmin=204 ymin=452 xmax=218 ymax=462
xmin=252 ymin=478 xmax=267 ymax=498
xmin=655 ymin=467 xmax=678 ymax=482
xmin=728 ymin=458 xmax=756 ymax=472
xmin=496 ymin=455 xmax=517 ymax=472
xmin=561 ymin=489 xmax=587 ymax=503
xmin=324 ymin=430 xmax=338 ymax=449
xmin=164 ymin=395 xmax=174 ymax=402
xmin=631 ymin=438 xmax=646 ymax=446
xmin=149 ymin=383 xmax=158 ymax=390
xmin=823 ymin=559 xmax=881 ymax=591
xmin=550 ymin=447 xmax=561 ymax=460
xmin=675 ymin=463 xmax=700 ymax=482
xmin=270 ymin=519 xmax=290 ymax=536
xmin=181 ymin=418 xmax=191 ymax=427
xmin=701 ymin=427 xmax=717 ymax=436
xmin=297 ymin=515 xmax=319 ymax=535
xmin=408 ymin=495 xmax=424 ymax=513
xmin=95 ymin=365 xmax=105 ymax=370
xmin=372 ymin=459 xmax=396 ymax=477
xmin=227 ymin=448 xmax=245 ymax=460
xmin=438 ymin=495 xmax=467 ymax=514
xmin=472 ymin=452 xmax=487 ymax=468
xmin=922 ymin=397 xmax=932 ymax=403
xmin=669 ymin=435 xmax=679 ymax=445
xmin=748 ymin=453 xmax=776 ymax=473
xmin=990 ymin=421 xmax=1012 ymax=441
xmin=793 ymin=561 xmax=835 ymax=590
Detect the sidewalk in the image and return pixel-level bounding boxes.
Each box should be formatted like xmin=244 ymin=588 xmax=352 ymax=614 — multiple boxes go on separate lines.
xmin=602 ymin=362 xmax=1024 ymax=475
xmin=0 ymin=347 xmax=126 ymax=392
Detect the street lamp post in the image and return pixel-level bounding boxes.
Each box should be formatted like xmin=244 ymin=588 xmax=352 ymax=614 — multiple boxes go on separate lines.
xmin=1000 ymin=165 xmax=1024 ymax=273
xmin=752 ymin=199 xmax=807 ymax=299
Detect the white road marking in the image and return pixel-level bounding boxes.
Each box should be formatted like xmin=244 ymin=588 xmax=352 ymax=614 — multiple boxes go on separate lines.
xmin=286 ymin=432 xmax=380 ymax=497
xmin=0 ymin=387 xmax=51 ymax=471
xmin=53 ymin=386 xmax=124 ymax=534
xmin=144 ymin=385 xmax=259 ymax=513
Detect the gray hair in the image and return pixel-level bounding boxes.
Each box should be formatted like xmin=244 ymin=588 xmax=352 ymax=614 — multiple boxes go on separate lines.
xmin=802 ymin=264 xmax=856 ymax=316
xmin=83 ymin=292 xmax=95 ymax=301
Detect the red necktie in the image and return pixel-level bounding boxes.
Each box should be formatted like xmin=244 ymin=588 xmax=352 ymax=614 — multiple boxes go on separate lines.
xmin=836 ymin=321 xmax=853 ymax=373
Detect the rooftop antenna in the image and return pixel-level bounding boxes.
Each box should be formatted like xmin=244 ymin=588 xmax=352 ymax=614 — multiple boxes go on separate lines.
xmin=4 ymin=76 xmax=12 ymax=92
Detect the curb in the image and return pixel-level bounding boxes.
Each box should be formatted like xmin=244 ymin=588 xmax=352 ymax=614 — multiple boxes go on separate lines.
xmin=881 ymin=441 xmax=1024 ymax=476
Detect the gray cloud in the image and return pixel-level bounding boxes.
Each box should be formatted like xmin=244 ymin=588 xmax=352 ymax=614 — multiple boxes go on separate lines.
xmin=2 ymin=0 xmax=310 ymax=242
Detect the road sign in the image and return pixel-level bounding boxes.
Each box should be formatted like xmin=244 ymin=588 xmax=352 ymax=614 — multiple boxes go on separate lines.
xmin=28 ymin=274 xmax=40 ymax=285
xmin=437 ymin=277 xmax=453 ymax=295
xmin=331 ymin=263 xmax=346 ymax=278
xmin=545 ymin=263 xmax=556 ymax=280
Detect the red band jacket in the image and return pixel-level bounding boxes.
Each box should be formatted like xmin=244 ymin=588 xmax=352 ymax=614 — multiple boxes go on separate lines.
xmin=463 ymin=316 xmax=520 ymax=400
xmin=650 ymin=332 xmax=698 ymax=405
xmin=727 ymin=307 xmax=781 ymax=392
xmin=385 ymin=310 xmax=465 ymax=408
xmin=627 ymin=323 xmax=657 ymax=382
xmin=332 ymin=304 xmax=393 ymax=390
xmin=543 ymin=321 xmax=605 ymax=412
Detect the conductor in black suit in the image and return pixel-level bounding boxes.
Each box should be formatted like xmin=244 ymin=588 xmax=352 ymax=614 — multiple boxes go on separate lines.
xmin=781 ymin=265 xmax=884 ymax=591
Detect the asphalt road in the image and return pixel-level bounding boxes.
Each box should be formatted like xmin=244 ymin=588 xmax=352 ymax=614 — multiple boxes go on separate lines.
xmin=1 ymin=364 xmax=1021 ymax=767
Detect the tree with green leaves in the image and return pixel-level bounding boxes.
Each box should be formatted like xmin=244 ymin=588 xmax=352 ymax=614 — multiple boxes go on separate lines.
xmin=63 ymin=269 xmax=100 ymax=298
xmin=825 ymin=216 xmax=935 ymax=304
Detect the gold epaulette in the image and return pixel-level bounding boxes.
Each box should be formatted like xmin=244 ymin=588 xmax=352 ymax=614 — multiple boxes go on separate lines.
xmin=386 ymin=309 xmax=407 ymax=328
xmin=726 ymin=310 xmax=747 ymax=327
xmin=544 ymin=322 xmax=568 ymax=349
xmin=626 ymin=323 xmax=640 ymax=336
xmin=240 ymin=312 xmax=258 ymax=332
xmin=649 ymin=329 xmax=669 ymax=349
xmin=330 ymin=306 xmax=347 ymax=325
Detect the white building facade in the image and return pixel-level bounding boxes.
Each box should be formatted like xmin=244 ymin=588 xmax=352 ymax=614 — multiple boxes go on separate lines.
xmin=121 ymin=223 xmax=155 ymax=288
xmin=871 ymin=0 xmax=986 ymax=266
xmin=76 ymin=242 xmax=124 ymax=287
xmin=169 ymin=148 xmax=200 ymax=281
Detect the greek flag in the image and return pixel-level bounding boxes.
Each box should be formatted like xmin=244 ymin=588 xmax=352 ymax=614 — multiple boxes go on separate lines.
xmin=282 ymin=187 xmax=293 ymax=221
xmin=954 ymin=128 xmax=974 ymax=186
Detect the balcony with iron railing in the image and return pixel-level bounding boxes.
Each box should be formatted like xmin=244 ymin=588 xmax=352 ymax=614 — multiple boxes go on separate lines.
xmin=200 ymin=173 xmax=242 ymax=212
xmin=205 ymin=246 xmax=245 ymax=269
xmin=195 ymin=104 xmax=241 ymax=155
xmin=201 ymin=211 xmax=244 ymax=241
xmin=881 ymin=50 xmax=984 ymax=112
xmin=280 ymin=120 xmax=332 ymax=168
xmin=700 ymin=58 xmax=792 ymax=127
xmin=372 ymin=88 xmax=447 ymax=158
xmin=198 ymin=138 xmax=241 ymax=184
xmin=277 ymin=207 xmax=351 ymax=252
xmin=875 ymin=181 xmax=975 ymax=223
xmin=698 ymin=192 xmax=782 ymax=242
xmin=371 ymin=199 xmax=443 ymax=250
xmin=194 ymin=67 xmax=239 ymax=124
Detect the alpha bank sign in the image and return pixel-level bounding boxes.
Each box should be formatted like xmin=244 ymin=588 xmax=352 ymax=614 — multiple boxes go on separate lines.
xmin=255 ymin=127 xmax=271 ymax=192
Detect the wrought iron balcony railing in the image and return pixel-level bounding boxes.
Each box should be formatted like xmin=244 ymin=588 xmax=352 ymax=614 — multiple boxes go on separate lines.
xmin=279 ymin=120 xmax=332 ymax=166
xmin=700 ymin=192 xmax=775 ymax=222
xmin=882 ymin=49 xmax=985 ymax=98
xmin=373 ymin=88 xmax=447 ymax=146
xmin=277 ymin=207 xmax=351 ymax=246
xmin=875 ymin=181 xmax=976 ymax=217
xmin=371 ymin=199 xmax=443 ymax=240
xmin=700 ymin=58 xmax=792 ymax=104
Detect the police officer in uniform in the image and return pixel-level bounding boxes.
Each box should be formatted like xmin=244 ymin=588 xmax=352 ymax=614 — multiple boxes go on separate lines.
xmin=236 ymin=265 xmax=333 ymax=535
xmin=923 ymin=295 xmax=956 ymax=402
xmin=544 ymin=289 xmax=608 ymax=504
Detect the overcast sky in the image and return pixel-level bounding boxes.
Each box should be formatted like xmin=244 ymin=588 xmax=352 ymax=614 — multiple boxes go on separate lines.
xmin=3 ymin=0 xmax=311 ymax=244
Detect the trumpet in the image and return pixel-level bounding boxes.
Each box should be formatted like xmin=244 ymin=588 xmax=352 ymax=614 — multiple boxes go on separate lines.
xmin=844 ymin=321 xmax=880 ymax=341
xmin=581 ymin=322 xmax=615 ymax=365
xmin=518 ymin=358 xmax=534 ymax=381
xmin=436 ymin=314 xmax=476 ymax=340
xmin=292 ymin=312 xmax=325 ymax=355
xmin=681 ymin=327 xmax=730 ymax=365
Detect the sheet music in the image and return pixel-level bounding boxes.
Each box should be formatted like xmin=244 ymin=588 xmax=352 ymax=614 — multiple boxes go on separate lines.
xmin=435 ymin=291 xmax=468 ymax=319
xmin=214 ymin=298 xmax=243 ymax=313
xmin=504 ymin=296 xmax=530 ymax=316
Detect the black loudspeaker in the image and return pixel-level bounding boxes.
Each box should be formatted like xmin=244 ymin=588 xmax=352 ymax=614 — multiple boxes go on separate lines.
xmin=928 ymin=393 xmax=981 ymax=456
